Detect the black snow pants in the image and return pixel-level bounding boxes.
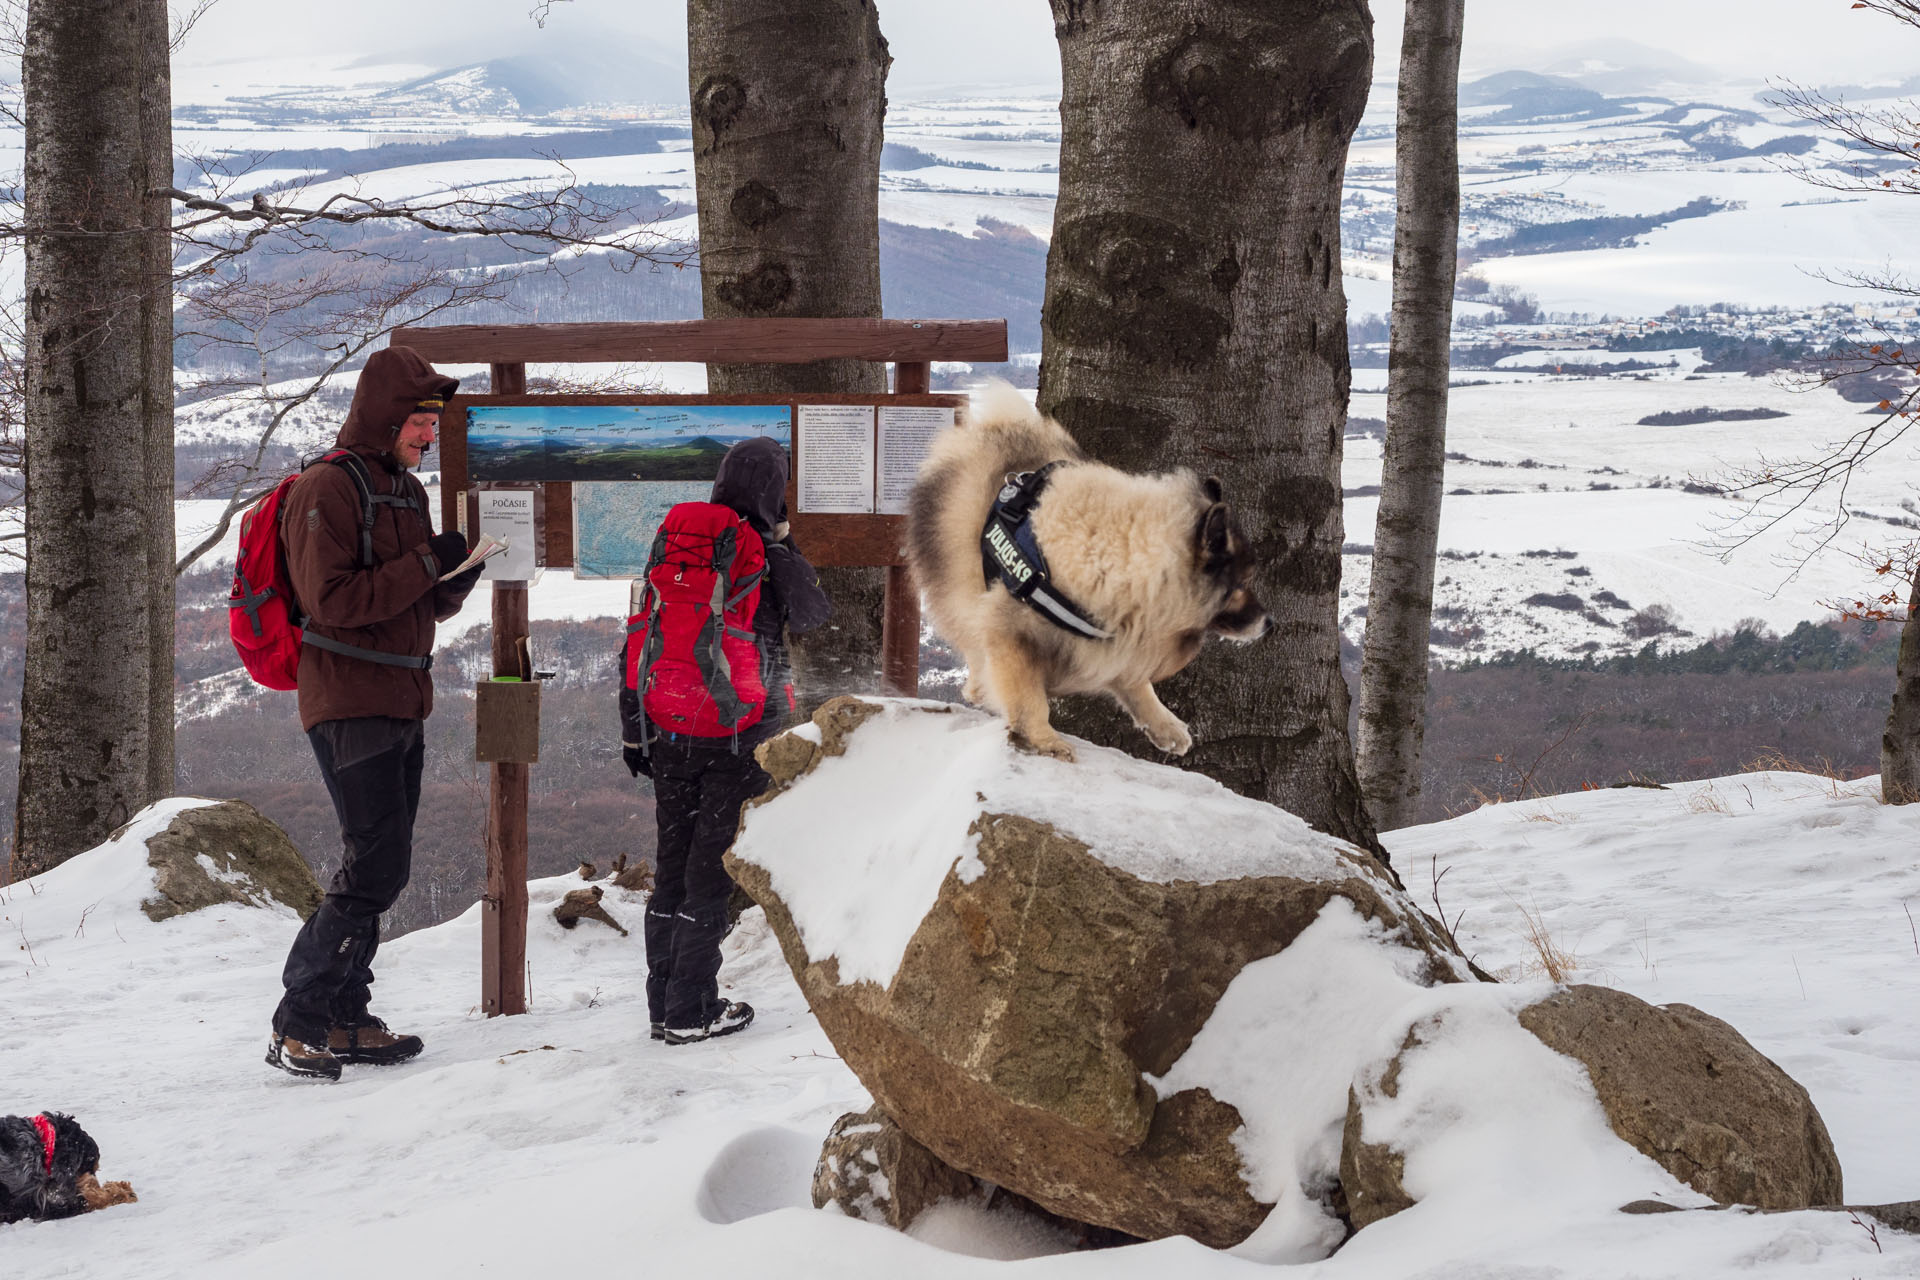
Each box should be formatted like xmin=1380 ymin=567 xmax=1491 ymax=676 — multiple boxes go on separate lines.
xmin=646 ymin=736 xmax=770 ymax=1030
xmin=273 ymin=717 xmax=424 ymax=1045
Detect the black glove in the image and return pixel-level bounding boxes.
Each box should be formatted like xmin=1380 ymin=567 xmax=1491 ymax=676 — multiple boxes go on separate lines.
xmin=442 ymin=562 xmax=484 ymax=597
xmin=428 ymin=532 xmax=469 ymax=578
xmin=622 ymin=745 xmax=651 ymax=778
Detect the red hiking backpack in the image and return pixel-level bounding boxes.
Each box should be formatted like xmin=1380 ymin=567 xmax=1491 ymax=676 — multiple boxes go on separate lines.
xmin=228 ymin=449 xmax=433 ymax=690
xmin=623 ymin=502 xmax=771 ymax=740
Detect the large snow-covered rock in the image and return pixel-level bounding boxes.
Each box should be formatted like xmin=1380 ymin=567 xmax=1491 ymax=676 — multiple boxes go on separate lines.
xmin=727 ymin=697 xmax=1472 ymax=1253
xmin=141 ymin=799 xmax=323 ymax=922
xmin=1520 ymin=986 xmax=1843 ymax=1209
xmin=1340 ymin=983 xmax=1846 ymax=1230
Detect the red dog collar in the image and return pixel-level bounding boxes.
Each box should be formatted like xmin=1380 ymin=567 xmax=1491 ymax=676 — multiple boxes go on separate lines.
xmin=31 ymin=1114 xmax=55 ymax=1175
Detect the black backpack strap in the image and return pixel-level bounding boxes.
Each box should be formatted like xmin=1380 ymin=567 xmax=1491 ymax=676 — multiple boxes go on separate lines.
xmin=293 ymin=450 xmax=434 ymax=671
xmin=313 ymin=450 xmax=379 ymax=569
xmin=314 ymin=449 xmax=421 ymax=569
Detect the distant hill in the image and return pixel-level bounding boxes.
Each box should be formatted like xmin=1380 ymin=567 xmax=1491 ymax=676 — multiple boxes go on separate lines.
xmin=380 ymin=45 xmax=687 ymax=113
xmin=182 ymin=128 xmax=687 ymax=190
xmin=1459 ymin=70 xmax=1650 ymax=124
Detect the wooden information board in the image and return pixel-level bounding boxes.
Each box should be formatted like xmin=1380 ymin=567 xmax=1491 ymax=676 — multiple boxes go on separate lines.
xmin=387 ymin=319 xmax=1006 ymax=1020
xmin=436 ymin=393 xmax=966 ymax=569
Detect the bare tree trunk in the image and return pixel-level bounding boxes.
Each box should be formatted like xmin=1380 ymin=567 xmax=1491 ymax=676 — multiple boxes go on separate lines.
xmin=1883 ymin=560 xmax=1920 ymax=803
xmin=1356 ymin=0 xmax=1466 ymax=832
xmin=686 ymin=0 xmax=891 ymax=705
xmin=1038 ymin=0 xmax=1380 ymax=850
xmin=139 ymin=0 xmax=175 ymax=802
xmin=15 ymin=0 xmax=172 ymax=873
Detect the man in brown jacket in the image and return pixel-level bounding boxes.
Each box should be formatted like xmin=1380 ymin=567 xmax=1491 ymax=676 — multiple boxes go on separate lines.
xmin=266 ymin=345 xmax=484 ymax=1081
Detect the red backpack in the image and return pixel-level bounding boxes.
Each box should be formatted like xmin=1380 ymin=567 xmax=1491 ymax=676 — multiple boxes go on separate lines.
xmin=623 ymin=502 xmax=771 ymax=740
xmin=228 ymin=449 xmax=432 ymax=690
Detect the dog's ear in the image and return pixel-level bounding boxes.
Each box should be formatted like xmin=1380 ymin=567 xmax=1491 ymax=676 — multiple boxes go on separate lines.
xmin=1201 ymin=475 xmax=1224 ymax=504
xmin=46 ymin=1114 xmax=100 ymax=1180
xmin=1198 ymin=502 xmax=1234 ymax=573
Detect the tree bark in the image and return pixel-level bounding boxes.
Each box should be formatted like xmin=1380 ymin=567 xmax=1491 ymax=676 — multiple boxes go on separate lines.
xmin=14 ymin=0 xmax=173 ymax=874
xmin=1883 ymin=560 xmax=1920 ymax=804
xmin=686 ymin=0 xmax=892 ymax=706
xmin=1038 ymin=0 xmax=1379 ymax=850
xmin=140 ymin=0 xmax=176 ymax=803
xmin=1356 ymin=0 xmax=1466 ymax=832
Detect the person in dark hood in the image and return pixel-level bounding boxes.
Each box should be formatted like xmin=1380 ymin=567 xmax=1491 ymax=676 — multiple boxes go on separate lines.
xmin=266 ymin=345 xmax=484 ymax=1081
xmin=619 ymin=436 xmax=829 ymax=1044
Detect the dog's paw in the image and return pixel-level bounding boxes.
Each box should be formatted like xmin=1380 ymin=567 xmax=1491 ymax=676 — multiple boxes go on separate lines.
xmin=1145 ymin=715 xmax=1193 ymax=756
xmin=78 ymin=1171 xmax=137 ymax=1210
xmin=1010 ymin=727 xmax=1076 ymax=762
xmin=962 ymin=674 xmax=985 ymax=706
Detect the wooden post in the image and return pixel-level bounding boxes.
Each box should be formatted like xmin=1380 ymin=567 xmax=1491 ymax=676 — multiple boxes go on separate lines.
xmin=483 ymin=360 xmax=530 ymax=1017
xmin=882 ymin=361 xmax=930 ymax=696
xmin=489 ymin=361 xmax=528 ymax=396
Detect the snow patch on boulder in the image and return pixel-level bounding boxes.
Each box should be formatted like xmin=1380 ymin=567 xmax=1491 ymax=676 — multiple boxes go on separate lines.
xmin=735 ymin=698 xmax=1368 ymax=989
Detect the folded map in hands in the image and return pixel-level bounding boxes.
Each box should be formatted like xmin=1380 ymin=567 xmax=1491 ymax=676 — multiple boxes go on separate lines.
xmin=440 ymin=534 xmax=509 ymax=581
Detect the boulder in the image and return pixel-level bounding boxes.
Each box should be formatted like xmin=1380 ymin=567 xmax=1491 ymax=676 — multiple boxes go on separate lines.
xmin=1516 ymin=985 xmax=1843 ymax=1210
xmin=728 ymin=697 xmax=1472 ymax=1250
xmin=139 ymin=800 xmax=323 ymax=922
xmin=1340 ymin=983 xmax=1845 ymax=1229
xmin=812 ymin=1107 xmax=977 ymax=1230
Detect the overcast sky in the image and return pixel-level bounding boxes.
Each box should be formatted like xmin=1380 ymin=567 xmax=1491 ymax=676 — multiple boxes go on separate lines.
xmin=177 ymin=0 xmax=1892 ymax=97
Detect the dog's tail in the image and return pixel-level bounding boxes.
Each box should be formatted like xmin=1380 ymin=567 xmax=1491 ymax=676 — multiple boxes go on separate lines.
xmin=959 ymin=379 xmax=1079 ymax=466
xmin=962 ymin=378 xmax=1043 ymax=434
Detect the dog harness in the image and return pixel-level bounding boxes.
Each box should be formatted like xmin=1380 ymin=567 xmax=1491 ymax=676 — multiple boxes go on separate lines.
xmin=31 ymin=1114 xmax=55 ymax=1175
xmin=980 ymin=462 xmax=1112 ymax=641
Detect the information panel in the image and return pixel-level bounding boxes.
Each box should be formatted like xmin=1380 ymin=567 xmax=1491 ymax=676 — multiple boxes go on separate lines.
xmin=877 ymin=405 xmax=955 ymax=516
xmin=796 ymin=404 xmax=877 ymax=514
xmin=476 ymin=488 xmax=538 ymax=581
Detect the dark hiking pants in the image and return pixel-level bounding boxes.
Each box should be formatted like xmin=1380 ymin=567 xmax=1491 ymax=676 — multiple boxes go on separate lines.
xmin=646 ymin=736 xmax=770 ymax=1030
xmin=273 ymin=717 xmax=424 ymax=1045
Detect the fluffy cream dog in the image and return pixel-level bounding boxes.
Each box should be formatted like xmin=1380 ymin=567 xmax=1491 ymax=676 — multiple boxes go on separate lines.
xmin=906 ymin=383 xmax=1268 ymax=762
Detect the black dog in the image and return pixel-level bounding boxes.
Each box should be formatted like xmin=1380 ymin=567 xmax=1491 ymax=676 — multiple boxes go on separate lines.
xmin=0 ymin=1112 xmax=135 ymax=1225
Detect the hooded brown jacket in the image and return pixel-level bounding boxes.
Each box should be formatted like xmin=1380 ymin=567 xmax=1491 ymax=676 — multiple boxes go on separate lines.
xmin=282 ymin=346 xmax=468 ymax=730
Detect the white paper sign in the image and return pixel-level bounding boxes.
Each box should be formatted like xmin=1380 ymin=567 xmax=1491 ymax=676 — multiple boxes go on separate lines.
xmin=877 ymin=405 xmax=955 ymax=516
xmin=797 ymin=404 xmax=877 ymax=514
xmin=476 ymin=488 xmax=537 ymax=581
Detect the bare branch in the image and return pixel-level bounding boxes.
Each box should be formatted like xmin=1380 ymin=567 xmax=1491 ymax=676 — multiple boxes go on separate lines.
xmin=170 ymin=0 xmax=219 ymax=52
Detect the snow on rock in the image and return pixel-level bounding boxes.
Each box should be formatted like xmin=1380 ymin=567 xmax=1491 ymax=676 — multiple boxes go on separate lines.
xmin=735 ymin=696 xmax=1385 ymax=990
xmin=140 ymin=800 xmax=325 ymax=923
xmin=5 ymin=798 xmax=225 ymax=947
xmin=1387 ymin=771 xmax=1920 ymax=1207
xmin=1147 ymin=898 xmax=1441 ymax=1262
xmin=1340 ymin=981 xmax=1709 ymax=1230
xmin=729 ymin=696 xmax=1467 ymax=1250
xmin=5 ymin=797 xmax=324 ymax=939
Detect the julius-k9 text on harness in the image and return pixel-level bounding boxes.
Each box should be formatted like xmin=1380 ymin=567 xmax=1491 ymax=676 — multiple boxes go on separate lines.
xmin=979 ymin=462 xmax=1112 ymax=641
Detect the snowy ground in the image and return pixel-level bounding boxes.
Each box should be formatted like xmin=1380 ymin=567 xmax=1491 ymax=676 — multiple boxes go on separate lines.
xmin=3 ymin=768 xmax=1916 ymax=1278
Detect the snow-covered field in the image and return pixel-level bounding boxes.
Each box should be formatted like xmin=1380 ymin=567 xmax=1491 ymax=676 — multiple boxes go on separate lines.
xmin=3 ymin=764 xmax=1915 ymax=1278
xmin=134 ymin=68 xmax=1920 ymax=662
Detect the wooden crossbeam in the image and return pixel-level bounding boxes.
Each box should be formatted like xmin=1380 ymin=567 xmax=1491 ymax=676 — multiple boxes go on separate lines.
xmin=392 ymin=318 xmax=1008 ymax=366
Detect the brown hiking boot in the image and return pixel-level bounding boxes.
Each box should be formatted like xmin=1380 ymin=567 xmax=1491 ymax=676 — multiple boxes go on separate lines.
xmin=267 ymin=1033 xmax=342 ymax=1081
xmin=328 ymin=1018 xmax=424 ymax=1066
